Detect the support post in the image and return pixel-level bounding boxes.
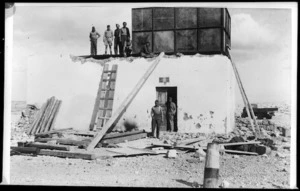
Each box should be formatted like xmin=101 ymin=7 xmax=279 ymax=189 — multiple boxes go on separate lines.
xmin=226 ymin=46 xmax=259 ymax=138
xmin=203 ymin=143 xmax=220 ymax=188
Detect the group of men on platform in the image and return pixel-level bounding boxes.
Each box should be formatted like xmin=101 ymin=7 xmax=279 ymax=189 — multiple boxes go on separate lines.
xmin=89 ymin=22 xmax=155 ymax=58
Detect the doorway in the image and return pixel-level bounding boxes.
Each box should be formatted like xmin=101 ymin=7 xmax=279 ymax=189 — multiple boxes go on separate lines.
xmin=156 ymin=87 xmax=178 ymax=132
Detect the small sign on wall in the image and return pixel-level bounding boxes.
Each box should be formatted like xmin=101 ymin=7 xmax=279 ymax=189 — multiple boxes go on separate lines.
xmin=159 ymin=77 xmax=170 ymax=84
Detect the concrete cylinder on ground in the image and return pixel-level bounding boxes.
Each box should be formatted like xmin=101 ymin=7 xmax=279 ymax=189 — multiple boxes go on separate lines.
xmin=203 ymin=143 xmax=220 ymax=188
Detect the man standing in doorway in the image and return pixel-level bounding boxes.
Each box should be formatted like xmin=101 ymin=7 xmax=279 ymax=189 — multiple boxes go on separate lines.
xmin=103 ymin=25 xmax=114 ymax=55
xmin=166 ymin=97 xmax=176 ymax=132
xmin=89 ymin=26 xmax=101 ymax=55
xmin=114 ymin=24 xmax=122 ymax=55
xmin=120 ymin=22 xmax=130 ymax=56
xmin=151 ymin=100 xmax=164 ymax=139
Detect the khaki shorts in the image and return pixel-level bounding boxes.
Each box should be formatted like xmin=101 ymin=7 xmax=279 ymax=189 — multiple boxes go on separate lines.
xmin=104 ymin=37 xmax=113 ymax=46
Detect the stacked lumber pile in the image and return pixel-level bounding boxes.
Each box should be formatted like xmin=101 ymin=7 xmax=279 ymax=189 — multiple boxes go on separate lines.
xmin=11 ymin=128 xmax=151 ymax=160
xmin=27 ymin=96 xmax=62 ymax=135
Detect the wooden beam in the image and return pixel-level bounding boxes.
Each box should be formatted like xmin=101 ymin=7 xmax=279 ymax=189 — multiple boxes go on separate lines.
xmin=29 ymin=98 xmax=51 ymax=135
xmin=38 ymin=149 xmax=96 ymax=160
xmin=25 ymin=142 xmax=74 ymax=151
xmin=44 ymin=99 xmax=59 ymax=132
xmin=100 ymin=132 xmax=147 ymax=145
xmin=27 ymin=101 xmax=47 ymax=135
xmin=86 ymin=53 xmax=164 ymax=151
xmin=223 ymin=149 xmax=258 ymax=155
xmin=72 ymin=131 xmax=96 ymax=137
xmin=103 ymin=130 xmax=145 ymax=139
xmin=226 ymin=48 xmax=258 ymax=138
xmin=151 ymin=143 xmax=197 ymax=150
xmin=11 ymin=146 xmax=40 ymax=154
xmin=220 ymin=141 xmax=261 ymax=147
xmin=48 ymin=100 xmax=62 ymax=131
xmin=40 ymin=99 xmax=58 ymax=133
xmin=34 ymin=138 xmax=90 ymax=148
xmin=36 ymin=97 xmax=56 ymax=134
xmin=35 ymin=128 xmax=73 ymax=138
xmin=177 ymin=137 xmax=206 ymax=145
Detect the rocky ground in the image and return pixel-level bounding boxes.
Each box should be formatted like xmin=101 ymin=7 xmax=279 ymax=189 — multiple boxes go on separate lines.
xmin=9 ymin=102 xmax=292 ymax=188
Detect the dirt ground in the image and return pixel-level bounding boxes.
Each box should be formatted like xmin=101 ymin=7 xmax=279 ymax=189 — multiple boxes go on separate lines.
xmin=9 ymin=103 xmax=292 ymax=188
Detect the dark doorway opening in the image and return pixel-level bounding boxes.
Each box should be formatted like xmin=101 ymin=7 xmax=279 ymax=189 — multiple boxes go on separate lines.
xmin=156 ymin=87 xmax=178 ymax=132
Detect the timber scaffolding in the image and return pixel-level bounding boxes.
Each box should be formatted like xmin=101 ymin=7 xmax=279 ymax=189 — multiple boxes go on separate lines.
xmin=11 ymin=49 xmax=276 ymax=160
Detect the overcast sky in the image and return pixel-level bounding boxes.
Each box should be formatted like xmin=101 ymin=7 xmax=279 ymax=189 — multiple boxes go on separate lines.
xmin=11 ymin=3 xmax=296 ymax=105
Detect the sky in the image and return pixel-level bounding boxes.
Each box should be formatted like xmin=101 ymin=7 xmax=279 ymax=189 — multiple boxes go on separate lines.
xmin=11 ymin=3 xmax=296 ymax=105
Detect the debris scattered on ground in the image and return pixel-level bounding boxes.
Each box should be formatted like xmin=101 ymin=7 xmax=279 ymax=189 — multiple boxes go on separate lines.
xmin=220 ymin=180 xmax=230 ymax=188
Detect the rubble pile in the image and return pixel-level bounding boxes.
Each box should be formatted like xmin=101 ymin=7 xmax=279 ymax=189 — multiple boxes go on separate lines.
xmin=11 ymin=105 xmax=39 ymax=145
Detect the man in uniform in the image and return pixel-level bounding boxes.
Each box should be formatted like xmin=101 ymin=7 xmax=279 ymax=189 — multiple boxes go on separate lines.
xmin=120 ymin=22 xmax=130 ymax=56
xmin=166 ymin=97 xmax=176 ymax=132
xmin=89 ymin=26 xmax=101 ymax=55
xmin=114 ymin=24 xmax=122 ymax=55
xmin=151 ymin=100 xmax=164 ymax=139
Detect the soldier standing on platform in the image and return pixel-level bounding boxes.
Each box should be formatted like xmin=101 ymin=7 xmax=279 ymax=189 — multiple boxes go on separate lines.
xmin=89 ymin=26 xmax=100 ymax=55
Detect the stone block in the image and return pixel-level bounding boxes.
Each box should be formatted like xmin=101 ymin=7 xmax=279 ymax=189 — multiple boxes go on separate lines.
xmin=167 ymin=149 xmax=177 ymax=158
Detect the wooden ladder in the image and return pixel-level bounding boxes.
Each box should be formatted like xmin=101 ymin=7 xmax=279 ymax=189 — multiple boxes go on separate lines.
xmin=89 ymin=64 xmax=118 ymax=131
xmin=86 ymin=53 xmax=164 ymax=151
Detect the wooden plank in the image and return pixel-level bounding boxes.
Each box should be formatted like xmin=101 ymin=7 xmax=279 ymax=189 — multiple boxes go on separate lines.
xmin=103 ymin=130 xmax=145 ymax=139
xmin=40 ymin=99 xmax=59 ymax=133
xmin=27 ymin=101 xmax=47 ymax=135
xmin=34 ymin=138 xmax=90 ymax=147
xmin=227 ymin=48 xmax=259 ymax=138
xmin=151 ymin=143 xmax=197 ymax=150
xmin=35 ymin=127 xmax=73 ymax=138
xmin=38 ymin=149 xmax=96 ymax=160
xmin=25 ymin=142 xmax=74 ymax=151
xmin=127 ymin=146 xmax=158 ymax=154
xmin=177 ymin=137 xmax=206 ymax=145
xmin=89 ymin=64 xmax=109 ymax=131
xmin=221 ymin=141 xmax=261 ymax=147
xmin=223 ymin=149 xmax=258 ymax=155
xmin=44 ymin=100 xmax=60 ymax=132
xmin=38 ymin=97 xmax=56 ymax=133
xmin=11 ymin=146 xmax=40 ymax=154
xmin=105 ymin=147 xmax=158 ymax=156
xmin=36 ymin=97 xmax=56 ymax=134
xmin=200 ymin=147 xmax=258 ymax=155
xmin=29 ymin=98 xmax=51 ymax=135
xmin=86 ymin=53 xmax=164 ymax=151
xmin=47 ymin=100 xmax=62 ymax=131
xmin=100 ymin=133 xmax=147 ymax=145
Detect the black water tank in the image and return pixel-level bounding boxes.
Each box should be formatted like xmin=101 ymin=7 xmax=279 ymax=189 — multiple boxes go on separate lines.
xmin=132 ymin=7 xmax=231 ymax=55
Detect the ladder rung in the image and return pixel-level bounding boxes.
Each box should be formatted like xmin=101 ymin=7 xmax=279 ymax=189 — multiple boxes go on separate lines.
xmin=102 ymin=79 xmax=116 ymax=82
xmin=103 ymin=70 xmax=117 ymax=73
xmin=98 ymin=108 xmax=113 ymax=110
xmin=101 ymin=89 xmax=115 ymax=91
xmin=100 ymin=98 xmax=114 ymax=100
xmin=98 ymin=117 xmax=110 ymax=119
